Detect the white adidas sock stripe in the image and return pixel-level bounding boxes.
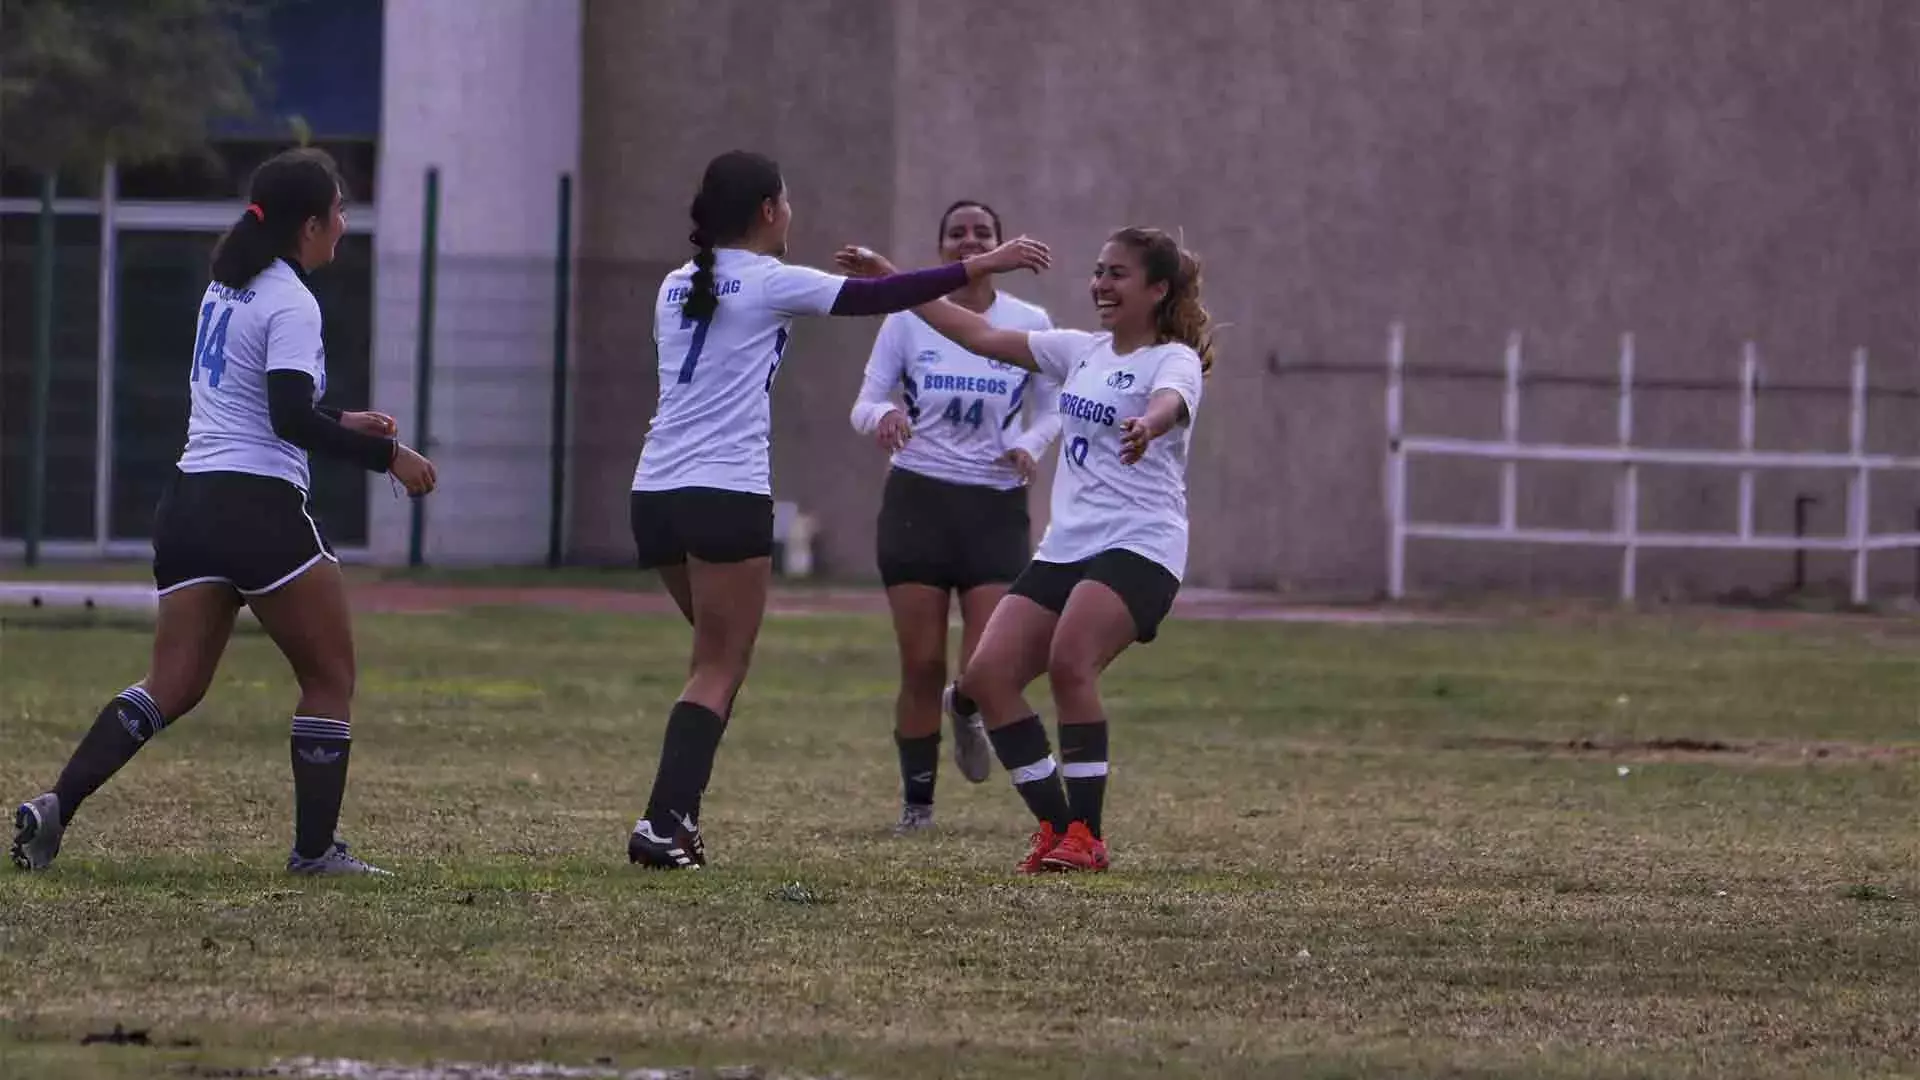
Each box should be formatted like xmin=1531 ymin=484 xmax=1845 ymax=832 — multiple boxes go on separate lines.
xmin=291 ymin=715 xmax=353 ymax=741
xmin=1010 ymin=756 xmax=1058 ymax=785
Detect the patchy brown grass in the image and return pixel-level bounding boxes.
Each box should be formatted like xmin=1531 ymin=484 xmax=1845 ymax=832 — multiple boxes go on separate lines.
xmin=1 ymin=605 xmax=1915 ymax=1079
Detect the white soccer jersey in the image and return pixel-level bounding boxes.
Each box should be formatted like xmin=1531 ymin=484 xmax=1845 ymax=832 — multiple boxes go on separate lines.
xmin=633 ymin=248 xmax=847 ymax=495
xmin=175 ymin=259 xmax=328 ymax=491
xmin=1026 ymin=330 xmax=1205 ymax=579
xmin=850 ymin=294 xmax=1061 ymax=490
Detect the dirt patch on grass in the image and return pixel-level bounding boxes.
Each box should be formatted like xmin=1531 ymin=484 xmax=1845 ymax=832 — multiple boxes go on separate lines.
xmin=1450 ymin=734 xmax=1920 ymax=764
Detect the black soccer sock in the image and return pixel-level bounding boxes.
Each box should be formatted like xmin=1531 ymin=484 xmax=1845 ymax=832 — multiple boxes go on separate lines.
xmin=690 ymin=688 xmax=744 ymax=825
xmin=51 ymin=685 xmax=171 ymax=825
xmin=896 ymin=732 xmax=940 ymax=807
xmin=290 ymin=716 xmax=353 ymax=859
xmin=1059 ymin=721 xmax=1110 ymax=838
xmin=644 ymin=700 xmax=727 ymax=830
xmin=985 ymin=715 xmax=1070 ymax=831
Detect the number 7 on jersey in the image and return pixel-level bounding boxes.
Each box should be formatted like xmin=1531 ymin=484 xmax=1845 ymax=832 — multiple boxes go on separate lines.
xmin=676 ymin=313 xmax=712 ymax=384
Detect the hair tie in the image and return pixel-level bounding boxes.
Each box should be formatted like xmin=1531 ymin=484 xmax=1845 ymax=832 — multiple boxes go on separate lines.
xmin=245 ymin=203 xmax=265 ymax=222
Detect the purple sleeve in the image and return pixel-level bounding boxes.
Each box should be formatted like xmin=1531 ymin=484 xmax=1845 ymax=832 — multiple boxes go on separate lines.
xmin=829 ymin=262 xmax=971 ymax=317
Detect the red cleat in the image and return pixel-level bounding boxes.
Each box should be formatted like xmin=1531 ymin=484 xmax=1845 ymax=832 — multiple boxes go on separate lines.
xmin=1040 ymin=821 xmax=1109 ymax=872
xmin=1016 ymin=822 xmax=1063 ymax=874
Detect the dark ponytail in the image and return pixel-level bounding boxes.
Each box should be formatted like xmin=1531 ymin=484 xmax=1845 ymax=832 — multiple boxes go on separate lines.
xmin=684 ymin=202 xmax=720 ymax=322
xmin=211 ymin=148 xmax=344 ymax=289
xmin=680 ymin=150 xmax=784 ymax=321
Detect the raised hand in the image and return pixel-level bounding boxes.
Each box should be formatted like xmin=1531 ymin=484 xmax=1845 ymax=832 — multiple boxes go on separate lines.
xmin=833 ymin=245 xmax=897 ymax=278
xmin=968 ymin=235 xmax=1051 ymax=277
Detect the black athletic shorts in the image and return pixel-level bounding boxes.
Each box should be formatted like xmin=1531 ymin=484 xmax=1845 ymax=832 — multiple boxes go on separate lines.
xmin=1008 ymin=548 xmax=1182 ymax=643
xmin=152 ymin=469 xmax=335 ymax=596
xmin=876 ymin=466 xmax=1031 ymax=592
xmin=630 ymin=487 xmax=775 ymax=568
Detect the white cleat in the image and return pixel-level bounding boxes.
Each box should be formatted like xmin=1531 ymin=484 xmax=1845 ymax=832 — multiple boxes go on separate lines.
xmin=287 ymin=840 xmax=392 ymax=876
xmin=943 ymin=681 xmax=993 ymax=784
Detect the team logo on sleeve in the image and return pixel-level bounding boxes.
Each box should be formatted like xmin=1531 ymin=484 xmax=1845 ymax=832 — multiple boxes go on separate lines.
xmin=1105 ymin=370 xmax=1135 ymax=390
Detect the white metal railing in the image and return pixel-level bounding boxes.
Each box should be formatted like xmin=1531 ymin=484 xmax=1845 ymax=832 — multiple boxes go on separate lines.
xmin=1384 ymin=323 xmax=1920 ymax=603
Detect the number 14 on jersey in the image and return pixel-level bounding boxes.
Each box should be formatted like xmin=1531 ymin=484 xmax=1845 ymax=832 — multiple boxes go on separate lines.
xmin=192 ymin=302 xmax=233 ymax=388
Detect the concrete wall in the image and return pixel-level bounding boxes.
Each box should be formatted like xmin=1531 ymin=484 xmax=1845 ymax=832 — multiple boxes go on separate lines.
xmin=574 ymin=0 xmax=1920 ymax=599
xmin=571 ymin=0 xmax=901 ymax=568
xmin=372 ymin=0 xmax=581 ymax=564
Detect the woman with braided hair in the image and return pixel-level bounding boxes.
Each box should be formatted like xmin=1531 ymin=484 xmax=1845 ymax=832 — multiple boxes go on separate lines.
xmin=624 ymin=150 xmax=1051 ymax=869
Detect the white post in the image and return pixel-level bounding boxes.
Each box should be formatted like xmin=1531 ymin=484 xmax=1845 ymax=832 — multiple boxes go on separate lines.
xmin=1386 ymin=322 xmax=1408 ymax=599
xmin=1848 ymin=349 xmax=1870 ymax=605
xmin=93 ymin=159 xmax=119 ymax=553
xmin=1501 ymin=331 xmax=1521 ymax=532
xmin=1738 ymin=343 xmax=1757 ymax=541
xmin=1618 ymin=333 xmax=1638 ymax=602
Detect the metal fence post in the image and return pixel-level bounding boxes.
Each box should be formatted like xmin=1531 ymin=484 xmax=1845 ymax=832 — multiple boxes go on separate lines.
xmin=408 ymin=166 xmax=440 ymax=568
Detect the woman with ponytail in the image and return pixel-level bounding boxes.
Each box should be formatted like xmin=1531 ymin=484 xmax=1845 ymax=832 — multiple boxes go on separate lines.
xmin=839 ymin=226 xmax=1213 ymax=875
xmin=846 ymin=199 xmax=1062 ymax=836
xmin=11 ymin=148 xmax=436 ymax=878
xmin=626 ymin=150 xmax=1052 ymax=869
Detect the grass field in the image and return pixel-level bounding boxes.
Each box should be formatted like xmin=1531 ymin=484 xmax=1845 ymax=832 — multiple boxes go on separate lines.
xmin=1 ymin=601 xmax=1916 ymax=1079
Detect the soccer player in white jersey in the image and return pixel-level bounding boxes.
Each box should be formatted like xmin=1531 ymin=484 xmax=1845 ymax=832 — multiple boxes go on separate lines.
xmin=625 ymin=151 xmax=1050 ymax=870
xmin=839 ymin=226 xmax=1213 ymax=874
xmin=9 ymin=149 xmax=437 ymax=876
xmin=848 ymin=200 xmax=1062 ymax=835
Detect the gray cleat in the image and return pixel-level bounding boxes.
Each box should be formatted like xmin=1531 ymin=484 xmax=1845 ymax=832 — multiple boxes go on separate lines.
xmin=892 ymin=802 xmax=935 ymax=835
xmin=943 ymin=681 xmax=993 ymax=784
xmin=10 ymin=793 xmax=64 ymax=871
xmin=287 ymin=840 xmax=392 ymax=877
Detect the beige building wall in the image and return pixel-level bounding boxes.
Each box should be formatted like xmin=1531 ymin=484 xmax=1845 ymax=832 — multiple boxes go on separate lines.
xmin=573 ymin=0 xmax=1920 ymax=599
xmin=371 ymin=0 xmax=583 ymax=565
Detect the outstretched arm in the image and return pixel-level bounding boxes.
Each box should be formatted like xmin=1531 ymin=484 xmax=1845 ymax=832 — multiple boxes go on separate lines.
xmin=1117 ymin=346 xmax=1204 ymax=466
xmin=1117 ymin=390 xmax=1191 ymax=465
xmin=828 ymin=237 xmax=1051 ymax=320
xmin=909 ymin=298 xmax=1040 ymax=372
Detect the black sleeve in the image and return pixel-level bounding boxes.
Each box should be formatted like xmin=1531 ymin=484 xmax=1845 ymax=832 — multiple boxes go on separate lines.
xmin=266 ymin=370 xmax=396 ymax=473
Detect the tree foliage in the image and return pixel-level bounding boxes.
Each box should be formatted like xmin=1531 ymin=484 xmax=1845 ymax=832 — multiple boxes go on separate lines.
xmin=0 ymin=0 xmax=277 ymax=175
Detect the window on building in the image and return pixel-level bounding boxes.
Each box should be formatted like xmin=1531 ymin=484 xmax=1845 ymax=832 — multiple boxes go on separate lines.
xmin=0 ymin=214 xmax=101 ymax=540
